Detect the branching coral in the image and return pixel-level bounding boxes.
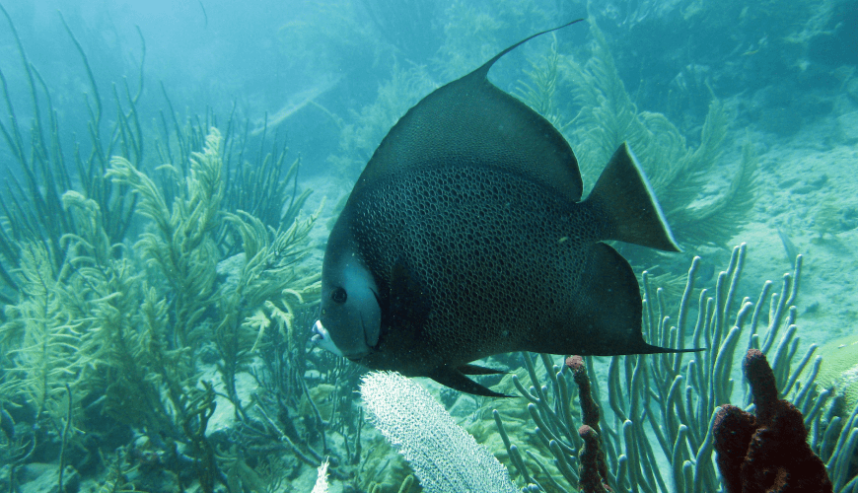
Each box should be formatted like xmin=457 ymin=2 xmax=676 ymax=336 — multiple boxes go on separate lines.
xmin=0 ymin=241 xmax=84 ymax=421
xmin=107 ymin=129 xmax=224 ymax=348
xmin=1 ymin=121 xmax=328 ymax=491
xmin=214 ymin=208 xmax=322 ymax=418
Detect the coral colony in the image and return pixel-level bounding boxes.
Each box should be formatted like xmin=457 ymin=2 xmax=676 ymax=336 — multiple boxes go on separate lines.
xmin=713 ymin=349 xmax=832 ymax=493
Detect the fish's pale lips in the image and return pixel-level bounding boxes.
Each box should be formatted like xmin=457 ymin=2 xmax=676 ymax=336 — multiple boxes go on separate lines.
xmin=312 ymin=320 xmax=344 ymax=357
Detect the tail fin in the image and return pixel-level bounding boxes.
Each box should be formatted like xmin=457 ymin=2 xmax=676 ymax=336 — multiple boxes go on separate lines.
xmin=586 ymin=143 xmax=681 ymax=252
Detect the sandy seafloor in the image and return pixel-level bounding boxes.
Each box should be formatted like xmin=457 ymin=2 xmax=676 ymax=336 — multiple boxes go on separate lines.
xmin=739 ymin=120 xmax=858 ymax=350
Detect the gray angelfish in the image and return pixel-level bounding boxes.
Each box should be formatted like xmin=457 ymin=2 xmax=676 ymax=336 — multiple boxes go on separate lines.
xmin=313 ymin=19 xmax=699 ymax=397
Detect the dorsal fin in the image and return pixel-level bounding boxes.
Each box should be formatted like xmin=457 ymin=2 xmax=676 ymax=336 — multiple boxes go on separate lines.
xmin=353 ymin=19 xmax=586 ymax=203
xmin=586 ymin=143 xmax=681 ymax=252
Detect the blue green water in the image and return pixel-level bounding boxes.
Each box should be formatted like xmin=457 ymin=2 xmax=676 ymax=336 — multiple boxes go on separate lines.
xmin=1 ymin=0 xmax=856 ymax=492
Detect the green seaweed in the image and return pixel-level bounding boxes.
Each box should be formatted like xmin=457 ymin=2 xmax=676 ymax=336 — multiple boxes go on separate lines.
xmin=214 ymin=208 xmax=322 ymax=419
xmin=58 ymin=187 xmax=186 ymax=437
xmin=107 ymin=130 xmax=224 ymax=348
xmin=0 ymin=241 xmax=85 ymax=421
xmin=0 ymin=4 xmax=142 ymax=287
xmin=1 ymin=119 xmax=327 ymax=491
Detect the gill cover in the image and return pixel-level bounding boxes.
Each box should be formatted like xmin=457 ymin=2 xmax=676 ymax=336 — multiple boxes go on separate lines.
xmin=320 ymin=252 xmax=381 ymax=359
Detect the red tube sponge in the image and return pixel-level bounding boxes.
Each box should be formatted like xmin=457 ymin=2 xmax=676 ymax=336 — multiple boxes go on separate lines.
xmin=712 ymin=349 xmax=832 ymax=493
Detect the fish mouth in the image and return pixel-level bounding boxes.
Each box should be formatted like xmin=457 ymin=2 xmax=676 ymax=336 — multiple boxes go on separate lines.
xmin=311 ymin=320 xmax=371 ymax=360
xmin=311 ymin=320 xmax=344 ymax=357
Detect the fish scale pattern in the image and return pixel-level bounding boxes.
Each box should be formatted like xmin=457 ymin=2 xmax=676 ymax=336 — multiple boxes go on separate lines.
xmin=349 ymin=163 xmax=604 ymax=363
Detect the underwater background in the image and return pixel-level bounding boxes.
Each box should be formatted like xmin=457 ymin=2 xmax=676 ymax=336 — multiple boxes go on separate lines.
xmin=1 ymin=0 xmax=857 ymax=491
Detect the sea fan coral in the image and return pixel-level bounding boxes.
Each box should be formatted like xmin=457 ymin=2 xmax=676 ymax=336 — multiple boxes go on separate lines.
xmin=361 ymin=371 xmax=518 ymax=493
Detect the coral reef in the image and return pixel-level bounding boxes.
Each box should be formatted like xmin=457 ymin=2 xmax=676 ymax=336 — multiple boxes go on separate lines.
xmin=713 ymin=349 xmax=832 ymax=493
xmin=483 ymin=245 xmax=858 ymax=493
xmin=0 ymin=122 xmax=331 ymax=491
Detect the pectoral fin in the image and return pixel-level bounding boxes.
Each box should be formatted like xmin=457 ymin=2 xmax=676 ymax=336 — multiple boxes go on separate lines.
xmin=429 ymin=366 xmax=509 ymax=398
xmin=458 ymin=364 xmax=506 ymax=375
xmin=388 ymin=258 xmax=432 ymax=337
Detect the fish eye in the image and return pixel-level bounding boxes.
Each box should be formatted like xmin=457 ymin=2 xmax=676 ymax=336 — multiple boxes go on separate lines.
xmin=331 ymin=287 xmax=348 ymax=304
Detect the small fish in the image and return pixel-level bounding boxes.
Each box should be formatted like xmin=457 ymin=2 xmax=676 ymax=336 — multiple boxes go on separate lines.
xmin=777 ymin=227 xmax=798 ymax=269
xmin=313 ymin=20 xmax=698 ymax=397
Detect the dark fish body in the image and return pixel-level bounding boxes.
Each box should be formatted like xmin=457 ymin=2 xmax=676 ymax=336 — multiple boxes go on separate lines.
xmin=314 ymin=20 xmax=695 ymax=396
xmin=346 ymin=165 xmax=603 ymax=369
